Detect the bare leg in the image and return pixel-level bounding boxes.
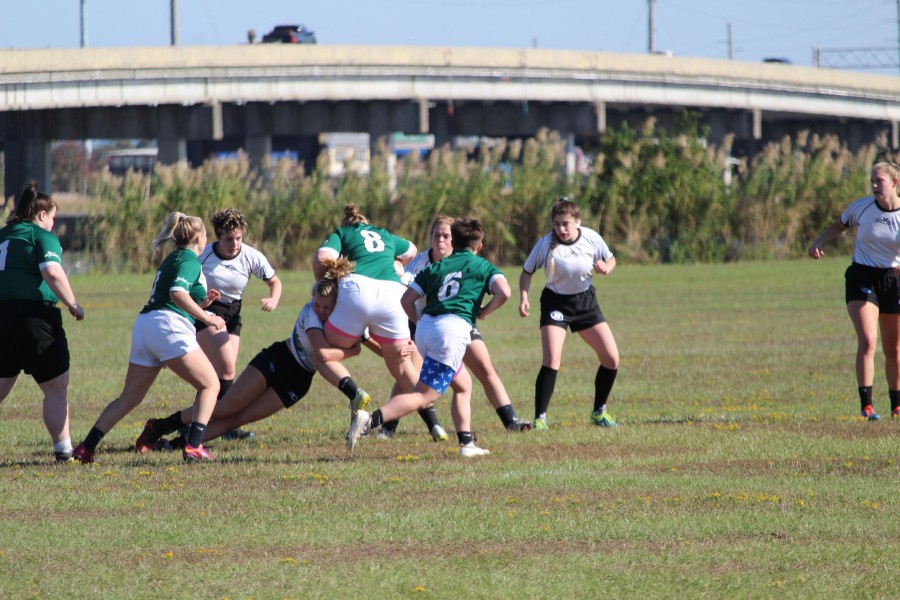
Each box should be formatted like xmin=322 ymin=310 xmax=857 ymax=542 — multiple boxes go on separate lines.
xmin=381 ymin=341 xmax=422 ymax=394
xmin=316 ymin=358 xmax=353 ymax=388
xmin=379 ymin=382 xmax=440 ymax=422
xmin=197 ymin=327 xmax=239 ymax=381
xmin=37 ymin=371 xmax=72 ymax=444
xmin=879 ymin=313 xmax=900 ymax=389
xmin=463 ymin=338 xmax=511 ymax=409
xmin=449 ymin=367 xmax=473 ymax=434
xmin=578 ymin=322 xmax=620 ymax=368
xmin=203 ymin=389 xmax=284 ymax=442
xmin=848 ymin=300 xmax=879 ymax=387
xmin=93 ymin=363 xmax=161 ymax=433
xmin=541 ymin=325 xmax=567 ymax=369
xmin=164 ymin=349 xmax=220 ymax=425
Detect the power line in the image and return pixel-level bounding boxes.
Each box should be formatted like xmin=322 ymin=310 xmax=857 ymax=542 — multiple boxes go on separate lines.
xmin=814 ymin=0 xmax=900 ymax=73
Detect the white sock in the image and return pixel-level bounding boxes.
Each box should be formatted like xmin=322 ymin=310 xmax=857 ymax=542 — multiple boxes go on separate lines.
xmin=53 ymin=439 xmax=73 ymax=454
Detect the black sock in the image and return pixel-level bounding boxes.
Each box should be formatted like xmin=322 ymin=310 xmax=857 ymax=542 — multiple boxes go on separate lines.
xmin=858 ymin=386 xmax=873 ymax=412
xmin=338 ymin=376 xmax=359 ymax=402
xmin=890 ymin=390 xmax=900 ymax=412
xmin=187 ymin=422 xmax=206 ymax=447
xmin=381 ymin=418 xmax=399 ymax=432
xmin=418 ymin=406 xmax=439 ymax=430
xmin=593 ymin=366 xmax=618 ymax=413
xmin=83 ymin=427 xmax=105 ymax=453
xmin=535 ymin=366 xmax=558 ymax=420
xmin=156 ymin=411 xmax=186 ymax=436
xmin=371 ymin=410 xmax=384 ymax=429
xmin=218 ymin=379 xmax=234 ymax=401
xmin=457 ymin=431 xmax=473 ymax=445
xmin=495 ymin=404 xmax=517 ymax=427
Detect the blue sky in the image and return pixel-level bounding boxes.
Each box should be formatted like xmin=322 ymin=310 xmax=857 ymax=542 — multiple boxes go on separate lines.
xmin=1 ymin=0 xmax=899 ymax=73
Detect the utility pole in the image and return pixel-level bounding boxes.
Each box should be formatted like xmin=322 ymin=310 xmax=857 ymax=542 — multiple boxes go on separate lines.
xmin=79 ymin=0 xmax=87 ymax=47
xmin=648 ymin=0 xmax=656 ymax=53
xmin=170 ymin=0 xmax=179 ymax=46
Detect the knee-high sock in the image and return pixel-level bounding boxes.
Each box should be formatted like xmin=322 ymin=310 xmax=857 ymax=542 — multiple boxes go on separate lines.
xmin=593 ymin=366 xmax=618 ymax=413
xmin=535 ymin=366 xmax=558 ymax=420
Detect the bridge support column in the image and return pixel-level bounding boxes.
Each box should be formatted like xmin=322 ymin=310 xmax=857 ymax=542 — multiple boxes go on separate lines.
xmin=158 ymin=137 xmax=187 ymax=165
xmin=892 ymin=120 xmax=899 ymax=150
xmin=211 ymin=101 xmax=224 ymax=141
xmin=595 ymin=101 xmax=606 ymax=134
xmin=418 ymin=98 xmax=430 ymax=134
xmin=565 ymin=133 xmax=576 ymax=177
xmin=157 ymin=106 xmax=187 ymax=165
xmin=752 ymin=109 xmax=762 ymax=140
xmin=243 ymin=103 xmax=271 ymax=172
xmin=2 ymin=112 xmax=51 ymax=200
xmin=369 ymin=103 xmax=392 ymax=145
xmin=245 ymin=134 xmax=272 ymax=172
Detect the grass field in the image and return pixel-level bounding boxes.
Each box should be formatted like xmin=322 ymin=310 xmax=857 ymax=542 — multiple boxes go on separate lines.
xmin=0 ymin=258 xmax=897 ymax=599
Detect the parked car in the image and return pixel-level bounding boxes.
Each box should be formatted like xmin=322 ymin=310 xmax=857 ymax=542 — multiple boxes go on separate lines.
xmin=261 ymin=24 xmax=316 ymax=44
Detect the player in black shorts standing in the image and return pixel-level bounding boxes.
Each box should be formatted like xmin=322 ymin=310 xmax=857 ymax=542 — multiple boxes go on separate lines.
xmin=519 ymin=198 xmax=620 ymax=430
xmin=808 ymin=160 xmax=900 ymax=420
xmin=195 ymin=209 xmax=282 ymax=440
xmin=0 ymin=183 xmax=85 ymax=462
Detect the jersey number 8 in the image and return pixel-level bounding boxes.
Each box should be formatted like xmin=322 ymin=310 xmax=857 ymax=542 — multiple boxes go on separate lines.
xmin=360 ymin=230 xmax=386 ymax=253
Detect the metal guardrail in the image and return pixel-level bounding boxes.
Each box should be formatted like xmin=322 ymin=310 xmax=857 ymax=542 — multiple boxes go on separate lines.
xmin=1 ymin=45 xmax=899 ymax=120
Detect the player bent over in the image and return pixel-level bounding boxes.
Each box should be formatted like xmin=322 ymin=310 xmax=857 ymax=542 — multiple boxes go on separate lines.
xmin=135 ymin=262 xmax=378 ymax=451
xmin=348 ymin=218 xmax=511 ymax=457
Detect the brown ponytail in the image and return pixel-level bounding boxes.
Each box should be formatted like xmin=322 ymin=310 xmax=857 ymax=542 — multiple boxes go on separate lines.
xmin=8 ymin=182 xmax=56 ymax=225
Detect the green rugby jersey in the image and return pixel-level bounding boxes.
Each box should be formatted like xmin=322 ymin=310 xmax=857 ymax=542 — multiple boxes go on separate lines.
xmin=410 ymin=250 xmax=505 ymax=326
xmin=140 ymin=248 xmax=207 ymax=322
xmin=320 ymin=224 xmax=411 ymax=283
xmin=0 ymin=221 xmax=64 ymax=303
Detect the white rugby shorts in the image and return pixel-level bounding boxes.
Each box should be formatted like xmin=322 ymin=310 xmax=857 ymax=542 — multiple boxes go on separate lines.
xmin=129 ymin=310 xmax=200 ymax=367
xmin=414 ymin=313 xmax=471 ymax=371
xmin=326 ymin=274 xmax=410 ymax=343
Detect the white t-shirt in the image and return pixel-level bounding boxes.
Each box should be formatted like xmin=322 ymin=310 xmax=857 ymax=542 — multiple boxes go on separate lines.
xmin=841 ymin=196 xmax=900 ymax=268
xmin=523 ymin=227 xmax=613 ymax=295
xmin=198 ymin=242 xmax=276 ymax=303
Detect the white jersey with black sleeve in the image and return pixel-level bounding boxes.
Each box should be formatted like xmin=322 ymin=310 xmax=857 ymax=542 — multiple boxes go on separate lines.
xmin=841 ymin=196 xmax=900 ymax=268
xmin=402 ymin=249 xmax=436 ymax=316
xmin=523 ymin=227 xmax=613 ymax=295
xmin=198 ymin=242 xmax=276 ymax=303
xmin=287 ymin=300 xmax=323 ymax=372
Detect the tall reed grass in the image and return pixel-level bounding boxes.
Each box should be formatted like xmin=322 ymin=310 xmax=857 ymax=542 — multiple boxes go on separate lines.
xmin=73 ymin=113 xmax=894 ymax=272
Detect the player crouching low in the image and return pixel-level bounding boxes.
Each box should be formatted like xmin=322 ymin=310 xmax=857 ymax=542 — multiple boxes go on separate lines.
xmin=347 ymin=218 xmax=511 ymax=457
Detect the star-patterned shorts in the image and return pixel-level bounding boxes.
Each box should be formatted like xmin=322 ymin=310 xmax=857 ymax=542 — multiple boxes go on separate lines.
xmin=419 ymin=356 xmax=460 ymax=394
xmin=415 ymin=314 xmax=470 ymax=367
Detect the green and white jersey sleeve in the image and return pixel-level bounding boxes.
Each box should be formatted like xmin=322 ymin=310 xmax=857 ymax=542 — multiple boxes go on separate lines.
xmin=411 ymin=250 xmax=506 ymax=326
xmin=317 ymin=224 xmax=413 ymax=283
xmin=140 ymin=248 xmax=207 ymax=322
xmin=0 ymin=221 xmax=64 ymax=303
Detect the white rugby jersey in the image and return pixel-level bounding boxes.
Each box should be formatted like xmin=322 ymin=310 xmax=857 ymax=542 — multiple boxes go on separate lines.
xmin=403 ymin=248 xmax=438 ymax=315
xmin=841 ymin=196 xmax=900 ymax=268
xmin=198 ymin=242 xmax=276 ymax=303
xmin=523 ymin=227 xmax=613 ymax=295
xmin=404 ymin=248 xmax=436 ymax=278
xmin=287 ymin=300 xmax=323 ymax=372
